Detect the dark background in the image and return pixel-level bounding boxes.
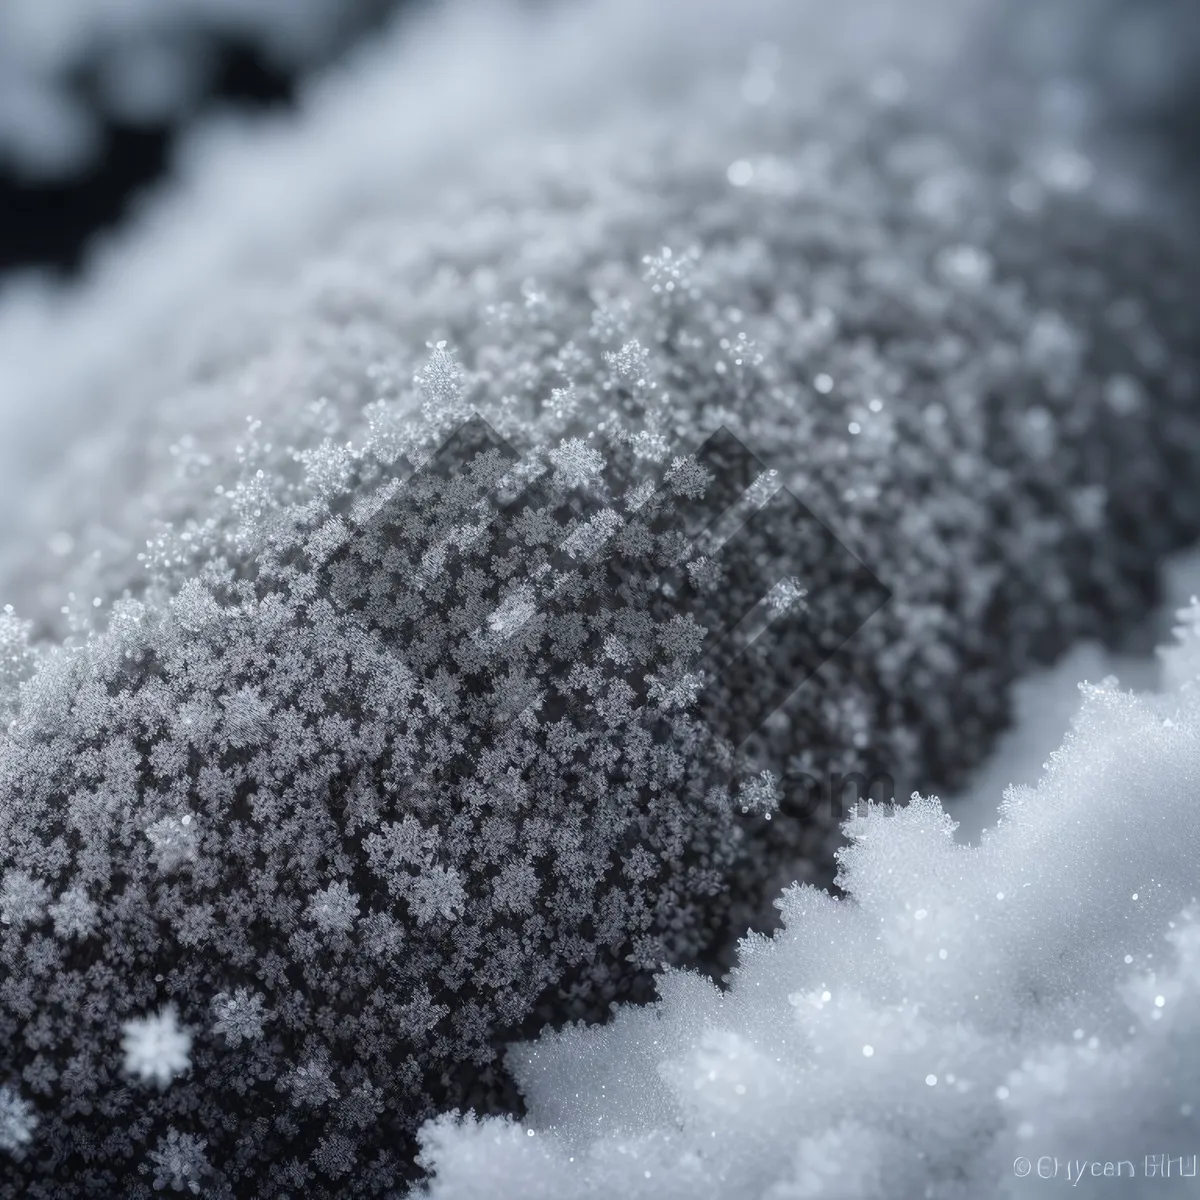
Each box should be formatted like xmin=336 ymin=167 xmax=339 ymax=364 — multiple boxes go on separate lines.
xmin=0 ymin=2 xmax=408 ymax=278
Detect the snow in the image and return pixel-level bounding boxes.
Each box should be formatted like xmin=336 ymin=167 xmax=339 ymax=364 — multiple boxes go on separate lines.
xmin=0 ymin=0 xmax=1197 ymax=1194
xmin=416 ymin=597 xmax=1200 ymax=1198
xmin=121 ymin=1004 xmax=194 ymax=1090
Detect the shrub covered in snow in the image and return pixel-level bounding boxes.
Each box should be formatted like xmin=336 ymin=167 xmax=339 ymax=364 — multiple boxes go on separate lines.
xmin=414 ymin=600 xmax=1200 ymax=1199
xmin=0 ymin=0 xmax=1199 ymax=1196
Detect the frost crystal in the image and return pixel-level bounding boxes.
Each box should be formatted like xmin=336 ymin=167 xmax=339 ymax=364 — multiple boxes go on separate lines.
xmin=549 ymin=439 xmax=606 ymax=489
xmin=47 ymin=885 xmax=100 ymax=940
xmin=306 ymin=880 xmax=362 ymax=936
xmin=144 ymin=813 xmax=201 ymax=874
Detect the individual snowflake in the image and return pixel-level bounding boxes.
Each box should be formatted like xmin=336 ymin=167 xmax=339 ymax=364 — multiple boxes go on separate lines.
xmin=548 ymin=439 xmax=606 ymax=488
xmin=0 ymin=870 xmax=50 ymax=929
xmin=0 ymin=1085 xmax=37 ymax=1156
xmin=603 ymin=339 xmax=654 ymax=388
xmin=47 ymin=885 xmax=100 ymax=940
xmin=738 ymin=769 xmax=781 ymax=814
xmin=561 ymin=509 xmax=624 ymax=561
xmin=664 ymin=453 xmax=714 ymax=500
xmin=210 ymin=988 xmax=269 ymax=1047
xmin=766 ymin=576 xmax=808 ymax=614
xmin=147 ymin=1128 xmax=210 ymax=1194
xmin=416 ymin=342 xmax=468 ymax=427
xmin=306 ymin=881 xmax=361 ymax=936
xmin=279 ymin=1057 xmax=340 ymax=1108
xmin=408 ymin=866 xmax=467 ymax=926
xmin=144 ymin=813 xmax=200 ymax=874
xmin=686 ymin=554 xmax=725 ymax=594
xmin=312 ymin=1132 xmax=357 ymax=1180
xmin=219 ymin=685 xmax=273 ymax=749
xmin=484 ymin=586 xmax=539 ymax=642
xmin=645 ymin=666 xmax=706 ymax=712
xmin=122 ymin=1005 xmax=193 ymax=1089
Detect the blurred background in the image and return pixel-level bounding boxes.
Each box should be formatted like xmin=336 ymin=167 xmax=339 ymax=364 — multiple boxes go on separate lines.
xmin=0 ymin=0 xmax=1196 ymax=278
xmin=0 ymin=0 xmax=416 ymax=275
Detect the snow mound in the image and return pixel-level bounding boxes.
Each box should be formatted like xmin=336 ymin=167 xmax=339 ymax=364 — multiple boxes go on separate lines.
xmin=416 ymin=600 xmax=1200 ymax=1198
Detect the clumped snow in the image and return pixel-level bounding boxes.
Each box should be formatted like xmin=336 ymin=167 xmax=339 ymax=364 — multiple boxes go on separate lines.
xmin=0 ymin=0 xmax=1197 ymax=1196
xmin=415 ymin=602 xmax=1200 ymax=1199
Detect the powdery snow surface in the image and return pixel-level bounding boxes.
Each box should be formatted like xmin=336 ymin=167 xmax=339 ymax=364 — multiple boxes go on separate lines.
xmin=948 ymin=642 xmax=1159 ymax=845
xmin=416 ymin=602 xmax=1200 ymax=1199
xmin=0 ymin=0 xmax=1198 ymax=1196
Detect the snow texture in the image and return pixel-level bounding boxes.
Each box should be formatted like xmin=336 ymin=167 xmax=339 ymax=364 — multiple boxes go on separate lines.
xmin=0 ymin=0 xmax=1198 ymax=1195
xmin=415 ymin=600 xmax=1200 ymax=1199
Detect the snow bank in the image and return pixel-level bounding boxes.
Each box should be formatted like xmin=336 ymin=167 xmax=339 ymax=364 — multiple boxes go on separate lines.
xmin=417 ymin=600 xmax=1200 ymax=1199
